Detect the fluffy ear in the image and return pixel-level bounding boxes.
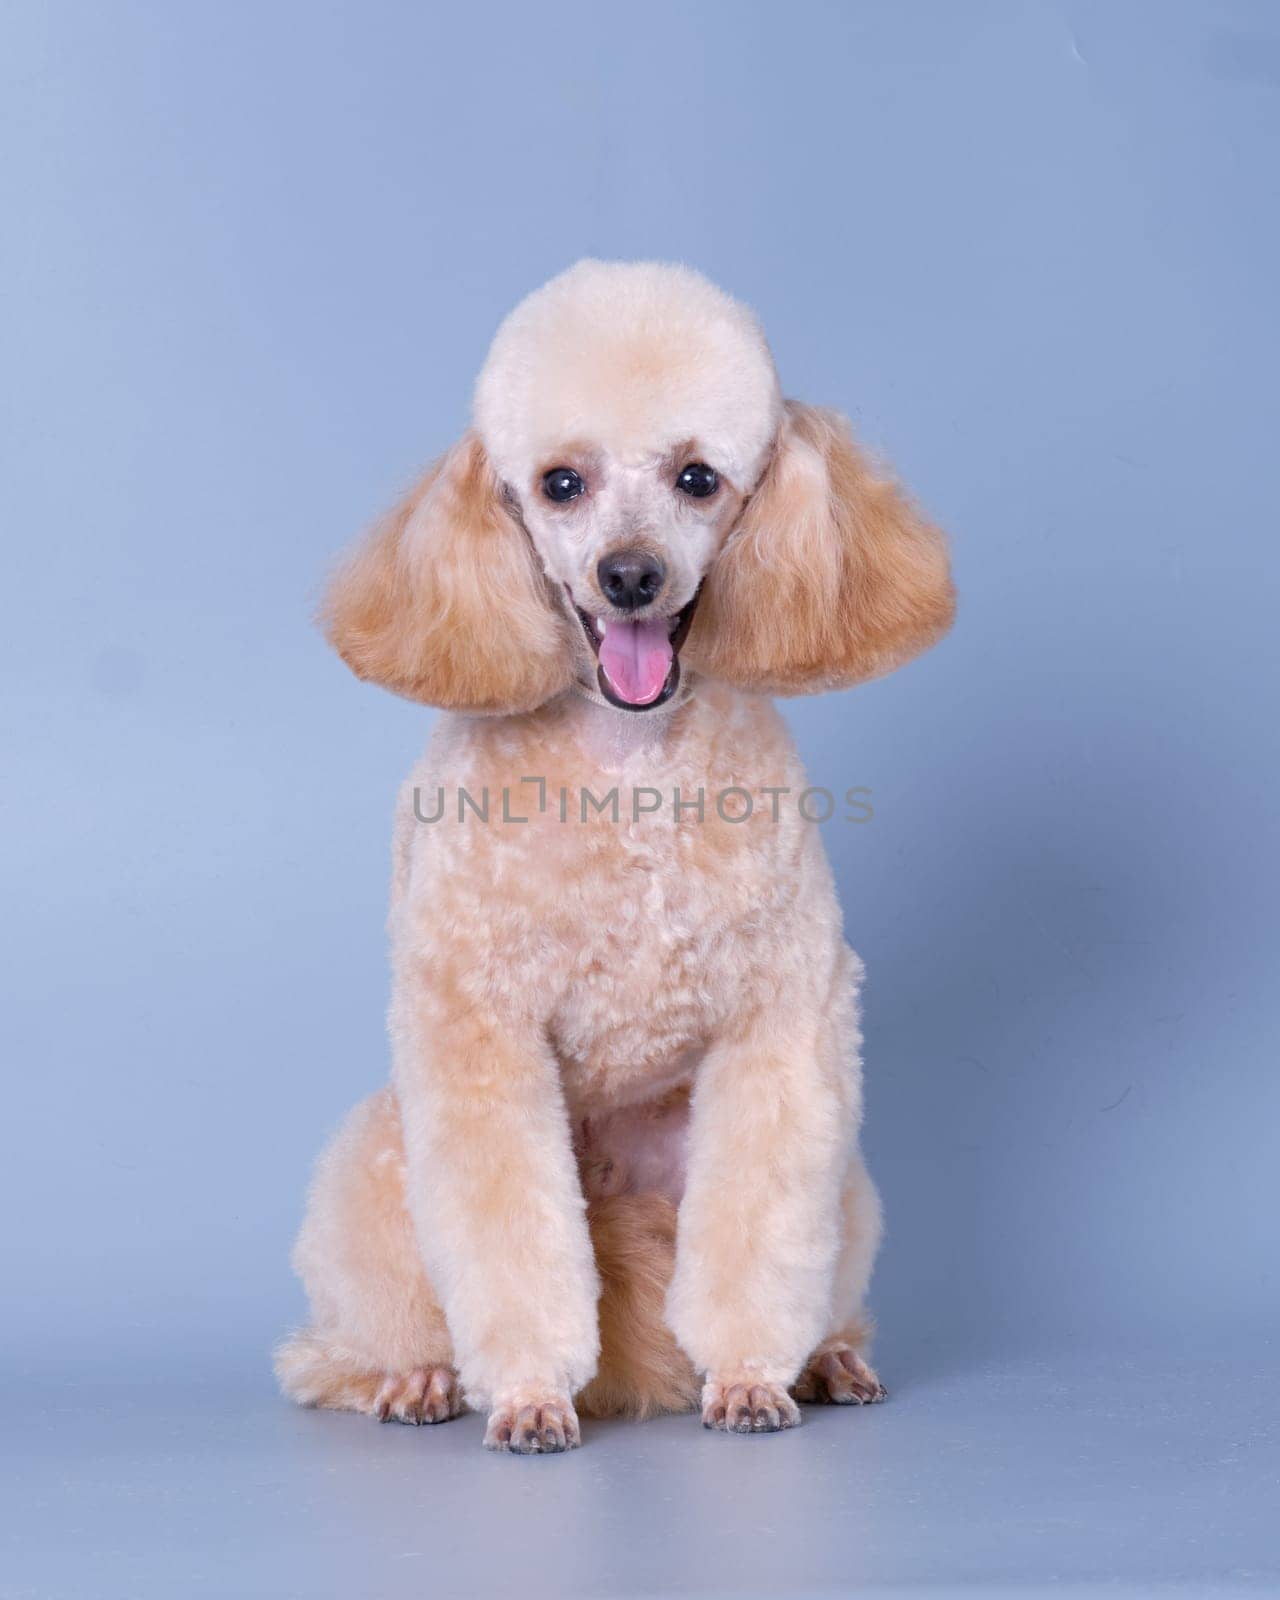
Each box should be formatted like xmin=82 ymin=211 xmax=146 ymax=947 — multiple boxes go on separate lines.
xmin=685 ymin=401 xmax=955 ymax=694
xmin=321 ymin=433 xmax=573 ymax=713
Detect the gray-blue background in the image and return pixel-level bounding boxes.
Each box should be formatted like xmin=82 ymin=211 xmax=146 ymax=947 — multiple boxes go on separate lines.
xmin=3 ymin=3 xmax=1277 ymax=1596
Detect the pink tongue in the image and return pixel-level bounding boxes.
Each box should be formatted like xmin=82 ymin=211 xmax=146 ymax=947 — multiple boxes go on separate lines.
xmin=598 ymin=617 xmax=673 ymax=705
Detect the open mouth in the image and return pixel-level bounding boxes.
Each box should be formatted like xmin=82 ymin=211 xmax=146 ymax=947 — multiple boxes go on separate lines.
xmin=571 ymin=588 xmax=702 ymax=711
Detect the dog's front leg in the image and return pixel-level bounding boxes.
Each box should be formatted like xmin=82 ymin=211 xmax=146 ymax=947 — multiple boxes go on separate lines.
xmin=666 ymin=959 xmax=861 ymax=1433
xmin=391 ymin=979 xmax=599 ymax=1453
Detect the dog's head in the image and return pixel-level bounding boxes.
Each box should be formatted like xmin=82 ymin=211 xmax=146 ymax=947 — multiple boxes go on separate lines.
xmin=323 ymin=260 xmax=954 ymax=714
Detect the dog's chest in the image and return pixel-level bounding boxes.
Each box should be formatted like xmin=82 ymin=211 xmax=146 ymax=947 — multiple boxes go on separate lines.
xmin=530 ymin=795 xmax=791 ymax=1107
xmin=411 ymin=689 xmax=810 ymax=1108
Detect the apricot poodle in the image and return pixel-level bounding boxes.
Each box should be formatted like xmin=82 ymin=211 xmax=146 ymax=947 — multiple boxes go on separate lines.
xmin=276 ymin=260 xmax=954 ymax=1452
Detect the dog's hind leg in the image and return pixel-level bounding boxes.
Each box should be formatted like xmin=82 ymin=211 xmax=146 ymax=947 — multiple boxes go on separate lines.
xmin=793 ymin=1148 xmax=887 ymax=1405
xmin=275 ymin=1087 xmax=464 ymax=1423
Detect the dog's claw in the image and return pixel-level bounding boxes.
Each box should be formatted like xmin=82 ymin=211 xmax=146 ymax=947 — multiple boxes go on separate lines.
xmin=701 ymin=1378 xmax=799 ymax=1434
xmin=485 ymin=1392 xmax=580 ymax=1455
xmin=372 ymin=1366 xmax=463 ymax=1426
xmin=793 ymin=1345 xmax=886 ymax=1406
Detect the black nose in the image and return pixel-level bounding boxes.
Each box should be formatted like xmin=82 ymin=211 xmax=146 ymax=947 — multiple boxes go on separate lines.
xmin=597 ymin=548 xmax=666 ymax=611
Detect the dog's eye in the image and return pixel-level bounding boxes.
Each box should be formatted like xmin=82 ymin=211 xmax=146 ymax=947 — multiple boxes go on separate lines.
xmin=676 ymin=462 xmax=718 ymax=498
xmin=543 ymin=467 xmax=585 ymax=503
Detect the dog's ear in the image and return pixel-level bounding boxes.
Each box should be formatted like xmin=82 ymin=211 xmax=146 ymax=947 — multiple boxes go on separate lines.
xmin=685 ymin=401 xmax=955 ymax=694
xmin=321 ymin=433 xmax=573 ymax=713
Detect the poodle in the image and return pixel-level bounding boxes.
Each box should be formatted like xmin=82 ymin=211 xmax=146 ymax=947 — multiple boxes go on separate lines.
xmin=276 ymin=260 xmax=954 ymax=1453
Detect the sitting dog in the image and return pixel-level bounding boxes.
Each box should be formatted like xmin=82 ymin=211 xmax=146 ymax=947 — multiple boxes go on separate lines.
xmin=276 ymin=260 xmax=954 ymax=1452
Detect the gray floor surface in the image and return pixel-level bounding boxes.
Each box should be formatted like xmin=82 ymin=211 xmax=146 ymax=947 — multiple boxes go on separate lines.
xmin=4 ymin=1345 xmax=1277 ymax=1599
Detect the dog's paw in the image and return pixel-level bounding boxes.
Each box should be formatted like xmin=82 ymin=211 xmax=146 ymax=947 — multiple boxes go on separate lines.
xmin=374 ymin=1366 xmax=463 ymax=1425
xmin=701 ymin=1376 xmax=801 ymax=1434
xmin=792 ymin=1344 xmax=886 ymax=1406
xmin=483 ymin=1390 xmax=581 ymax=1455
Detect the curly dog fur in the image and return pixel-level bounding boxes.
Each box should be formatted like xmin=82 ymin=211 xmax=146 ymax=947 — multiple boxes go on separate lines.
xmin=277 ymin=261 xmax=953 ymax=1452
